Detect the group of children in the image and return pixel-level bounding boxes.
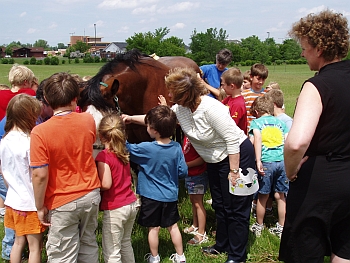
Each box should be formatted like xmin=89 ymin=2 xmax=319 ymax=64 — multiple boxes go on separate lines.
xmin=0 ymin=57 xmax=292 ymax=263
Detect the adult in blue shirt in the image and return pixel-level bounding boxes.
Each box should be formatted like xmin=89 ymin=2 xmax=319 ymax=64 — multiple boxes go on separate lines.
xmin=200 ymin=48 xmax=233 ymax=99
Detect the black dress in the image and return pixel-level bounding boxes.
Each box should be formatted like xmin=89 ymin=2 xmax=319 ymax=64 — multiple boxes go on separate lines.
xmin=279 ymin=60 xmax=350 ymax=262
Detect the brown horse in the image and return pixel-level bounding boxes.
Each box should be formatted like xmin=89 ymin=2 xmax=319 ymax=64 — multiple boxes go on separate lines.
xmin=79 ymin=49 xmax=199 ymax=143
xmin=158 ymin=56 xmax=201 ymax=75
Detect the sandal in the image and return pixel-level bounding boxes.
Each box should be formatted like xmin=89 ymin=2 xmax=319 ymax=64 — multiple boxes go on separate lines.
xmin=183 ymin=225 xmax=198 ymax=235
xmin=187 ymin=232 xmax=208 ymax=245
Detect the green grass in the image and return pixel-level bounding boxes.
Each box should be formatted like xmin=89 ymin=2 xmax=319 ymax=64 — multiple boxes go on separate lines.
xmin=0 ymin=61 xmax=328 ymax=262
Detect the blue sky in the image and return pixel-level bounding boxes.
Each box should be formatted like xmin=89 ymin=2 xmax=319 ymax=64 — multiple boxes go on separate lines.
xmin=1 ymin=0 xmax=349 ymax=47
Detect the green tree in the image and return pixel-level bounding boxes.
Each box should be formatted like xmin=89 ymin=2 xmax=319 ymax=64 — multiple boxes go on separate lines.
xmin=126 ymin=27 xmax=186 ymax=56
xmin=264 ymin=38 xmax=281 ymax=62
xmin=57 ymin=43 xmax=67 ymax=49
xmin=279 ymin=39 xmax=302 ymax=60
xmin=226 ymin=41 xmax=242 ymax=64
xmin=4 ymin=41 xmax=22 ymax=56
xmin=189 ymin=28 xmax=228 ymax=64
xmin=240 ymin=35 xmax=269 ymax=63
xmin=72 ymin=40 xmax=90 ymax=53
xmin=33 ymin=39 xmax=49 ymax=50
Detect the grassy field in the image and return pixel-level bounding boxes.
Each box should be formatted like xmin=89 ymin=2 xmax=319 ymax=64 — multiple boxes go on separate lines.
xmin=0 ymin=60 xmax=326 ymax=262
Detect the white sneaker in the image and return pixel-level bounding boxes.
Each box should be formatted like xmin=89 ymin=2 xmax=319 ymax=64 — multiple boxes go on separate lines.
xmin=169 ymin=253 xmax=186 ymax=263
xmin=269 ymin=222 xmax=283 ymax=238
xmin=250 ymin=222 xmax=264 ymax=237
xmin=144 ymin=253 xmax=160 ymax=263
xmin=205 ymin=199 xmax=212 ymax=205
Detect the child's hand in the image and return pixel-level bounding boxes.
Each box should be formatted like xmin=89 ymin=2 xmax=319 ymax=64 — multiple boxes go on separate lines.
xmin=256 ymin=160 xmax=265 ymax=176
xmin=158 ymin=95 xmax=167 ymax=106
xmin=121 ymin=114 xmax=132 ymax=124
xmin=37 ymin=206 xmax=51 ymax=226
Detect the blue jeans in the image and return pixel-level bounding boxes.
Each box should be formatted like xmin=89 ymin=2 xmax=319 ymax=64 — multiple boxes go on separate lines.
xmin=258 ymin=161 xmax=289 ymax=194
xmin=0 ymin=174 xmax=15 ymax=260
xmin=2 ymin=227 xmax=15 ymax=260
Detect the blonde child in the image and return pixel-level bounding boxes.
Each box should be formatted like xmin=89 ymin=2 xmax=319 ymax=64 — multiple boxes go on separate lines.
xmin=265 ymin=81 xmax=280 ymax=92
xmin=0 ymin=94 xmax=45 ymax=263
xmin=0 ymin=64 xmax=36 ymax=120
xmin=96 ymin=113 xmax=138 ymax=263
xmin=248 ymin=96 xmax=289 ymax=238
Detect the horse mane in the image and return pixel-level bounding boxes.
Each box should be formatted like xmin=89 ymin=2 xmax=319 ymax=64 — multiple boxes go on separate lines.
xmin=78 ymin=49 xmax=149 ymax=112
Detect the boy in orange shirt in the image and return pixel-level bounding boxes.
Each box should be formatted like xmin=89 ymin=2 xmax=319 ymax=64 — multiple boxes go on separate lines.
xmin=31 ymin=73 xmax=101 ymax=263
xmin=242 ymin=63 xmax=268 ymax=132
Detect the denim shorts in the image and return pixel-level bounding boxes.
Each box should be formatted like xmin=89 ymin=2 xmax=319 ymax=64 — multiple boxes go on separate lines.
xmin=0 ymin=174 xmax=8 ymax=201
xmin=185 ymin=171 xmax=208 ymax=195
xmin=258 ymin=161 xmax=289 ymax=194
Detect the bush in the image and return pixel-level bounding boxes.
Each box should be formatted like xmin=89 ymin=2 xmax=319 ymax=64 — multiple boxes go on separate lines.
xmin=30 ymin=57 xmax=37 ymax=65
xmin=83 ymin=55 xmax=94 ymax=63
xmin=8 ymin=58 xmax=15 ymax=64
xmin=101 ymin=57 xmax=107 ymax=63
xmin=1 ymin=58 xmax=8 ymax=64
xmin=61 ymin=59 xmax=66 ymax=64
xmin=23 ymin=60 xmax=29 ymax=65
xmin=44 ymin=57 xmax=51 ymax=65
xmin=94 ymin=56 xmax=100 ymax=63
xmin=74 ymin=58 xmax=80 ymax=64
xmin=36 ymin=60 xmax=43 ymax=65
xmin=51 ymin=57 xmax=59 ymax=65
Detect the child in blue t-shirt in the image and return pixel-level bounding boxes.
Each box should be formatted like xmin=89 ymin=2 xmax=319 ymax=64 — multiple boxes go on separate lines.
xmin=248 ymin=95 xmax=289 ymax=239
xmin=126 ymin=105 xmax=188 ymax=263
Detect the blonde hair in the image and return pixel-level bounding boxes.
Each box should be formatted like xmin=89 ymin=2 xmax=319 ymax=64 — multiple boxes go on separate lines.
xmin=165 ymin=67 xmax=206 ymax=110
xmin=265 ymin=89 xmax=284 ymax=108
xmin=4 ymin=94 xmax=41 ymax=137
xmin=221 ymin=67 xmax=243 ymax=87
xmin=0 ymin=84 xmax=10 ymax=90
xmin=265 ymin=81 xmax=280 ymax=91
xmin=98 ymin=113 xmax=129 ymax=164
xmin=8 ymin=64 xmax=35 ymax=87
xmin=250 ymin=95 xmax=274 ymax=117
xmin=217 ymin=87 xmax=227 ymax=101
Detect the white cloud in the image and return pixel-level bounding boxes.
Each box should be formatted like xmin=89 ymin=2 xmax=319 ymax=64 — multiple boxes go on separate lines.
xmin=139 ymin=18 xmax=157 ymax=24
xmin=157 ymin=2 xmax=200 ymax=14
xmin=49 ymin=23 xmax=58 ymax=29
xmin=117 ymin=26 xmax=129 ymax=33
xmin=20 ymin=12 xmax=26 ymax=17
xmin=171 ymin=23 xmax=186 ymax=30
xmin=132 ymin=5 xmax=157 ymax=15
xmin=91 ymin=20 xmax=105 ymax=28
xmin=27 ymin=28 xmax=37 ymax=34
xmin=98 ymin=0 xmax=158 ymax=9
xmin=298 ymin=5 xmax=326 ymax=15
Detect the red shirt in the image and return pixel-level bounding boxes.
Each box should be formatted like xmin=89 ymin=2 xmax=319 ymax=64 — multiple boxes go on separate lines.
xmin=182 ymin=137 xmax=207 ymax=176
xmin=0 ymin=89 xmax=36 ymax=119
xmin=222 ymin=95 xmax=247 ymax=133
xmin=95 ymin=149 xmax=137 ymax=210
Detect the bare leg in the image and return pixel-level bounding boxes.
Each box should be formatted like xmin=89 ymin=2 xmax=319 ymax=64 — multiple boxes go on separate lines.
xmin=167 ymin=223 xmax=183 ymax=255
xmin=148 ymin=226 xmax=160 ymax=257
xmin=256 ymin=193 xmax=269 ymax=225
xmin=27 ymin=233 xmax=43 ymax=263
xmin=274 ymin=192 xmax=286 ymax=226
xmin=190 ymin=194 xmax=206 ymax=241
xmin=10 ymin=234 xmax=27 ymax=263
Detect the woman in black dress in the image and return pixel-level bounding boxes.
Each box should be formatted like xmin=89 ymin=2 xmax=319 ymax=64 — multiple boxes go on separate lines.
xmin=279 ymin=10 xmax=350 ymax=263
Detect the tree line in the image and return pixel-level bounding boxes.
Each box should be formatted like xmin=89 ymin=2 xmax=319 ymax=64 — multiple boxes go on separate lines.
xmin=2 ymin=27 xmax=350 ymax=65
